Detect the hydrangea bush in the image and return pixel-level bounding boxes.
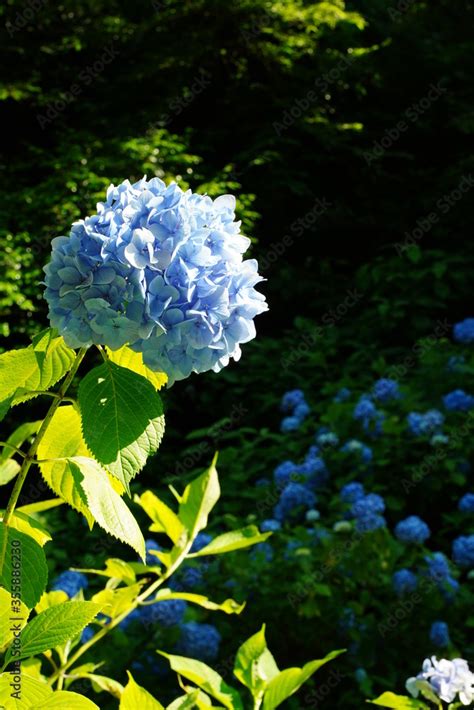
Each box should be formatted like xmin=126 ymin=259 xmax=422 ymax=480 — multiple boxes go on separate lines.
xmin=0 ymin=181 xmax=342 ymax=709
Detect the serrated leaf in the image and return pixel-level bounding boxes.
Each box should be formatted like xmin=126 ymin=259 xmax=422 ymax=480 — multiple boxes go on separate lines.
xmin=262 ymin=650 xmax=346 ymax=710
xmin=160 ymin=654 xmax=243 ymax=710
xmin=0 ymin=347 xmax=40 ymax=403
xmin=0 ymin=459 xmax=21 ymax=485
xmin=87 ymin=673 xmax=125 ymax=698
xmin=0 ymin=588 xmax=29 ymax=651
xmin=68 ymin=456 xmax=145 ymax=560
xmin=188 ymin=526 xmax=271 ymax=557
xmin=22 ymin=657 xmax=44 ymax=680
xmin=75 ymin=558 xmax=136 ymax=585
xmin=106 ymin=346 xmax=167 ymax=390
xmin=78 ymin=362 xmax=165 ymax=492
xmin=234 ymin=626 xmax=279 ymax=698
xmin=0 ymin=672 xmax=51 ymax=708
xmin=92 ymin=582 xmax=144 ymax=619
xmin=154 ymin=589 xmax=245 ymax=615
xmin=368 ymin=692 xmax=430 ymax=708
xmin=13 ymin=329 xmax=76 ymax=405
xmin=0 ymin=526 xmax=48 ymax=608
xmin=166 ymin=689 xmax=217 ymax=709
xmin=120 ymin=672 xmax=165 ymax=709
xmin=135 ymin=491 xmax=184 ymax=545
xmin=0 ymin=511 xmax=51 ymax=547
xmin=4 ymin=601 xmax=102 ymax=664
xmin=33 ymin=690 xmax=100 ymax=709
xmin=179 ymin=457 xmax=220 ymax=543
xmin=0 ymin=421 xmax=41 ymax=464
xmin=36 ymin=406 xmax=94 ymax=526
xmin=18 ymin=499 xmax=63 ymax=515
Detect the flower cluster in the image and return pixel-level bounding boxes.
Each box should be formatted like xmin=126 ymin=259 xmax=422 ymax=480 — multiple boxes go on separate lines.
xmin=458 ymin=492 xmax=474 ymax=513
xmin=349 ymin=491 xmax=386 ymax=533
xmin=274 ymin=482 xmax=317 ymax=522
xmin=340 ymin=439 xmax=372 ymax=464
xmin=372 ymin=378 xmax=400 ymax=403
xmin=51 ymin=570 xmax=88 ymax=598
xmin=443 ymin=388 xmax=474 ymax=411
xmin=406 ymin=656 xmax=474 ymax=705
xmin=453 ymin=317 xmax=474 ymax=344
xmin=452 ymin=535 xmax=474 ymax=569
xmin=407 ymin=409 xmax=444 ymax=437
xmin=429 ymin=621 xmax=450 ymax=648
xmin=280 ymin=389 xmax=310 ymax=431
xmin=392 ymin=569 xmax=418 ymax=596
xmin=394 ymin=515 xmax=430 ymax=545
xmin=353 ymin=395 xmax=384 ymax=436
xmin=176 ymin=621 xmax=221 ymax=663
xmin=424 ymin=552 xmax=459 ymax=599
xmin=44 ymin=178 xmax=267 ymax=384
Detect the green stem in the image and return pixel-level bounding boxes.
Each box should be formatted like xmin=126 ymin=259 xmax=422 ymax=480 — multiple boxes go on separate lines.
xmin=47 ymin=539 xmax=195 ymax=685
xmin=0 ymin=443 xmax=27 ymax=458
xmin=2 ymin=348 xmax=87 ymax=528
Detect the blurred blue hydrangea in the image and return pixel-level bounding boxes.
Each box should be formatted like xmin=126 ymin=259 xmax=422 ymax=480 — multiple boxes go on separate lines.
xmin=423 ymin=552 xmax=459 ymax=600
xmin=443 ymin=389 xmax=474 ymax=411
xmin=51 ymin=570 xmax=88 ymax=598
xmin=353 ymin=396 xmax=384 ymax=436
xmin=372 ymin=378 xmax=400 ymax=403
xmin=273 ymin=460 xmax=297 ymax=488
xmin=190 ymin=532 xmax=212 ymax=553
xmin=340 ymin=439 xmax=373 ymax=464
xmin=430 ymin=621 xmax=450 ymax=648
xmin=274 ymin=482 xmax=316 ymax=522
xmin=144 ymin=538 xmax=162 ymax=565
xmin=453 ymin=317 xmax=474 ymax=344
xmin=179 ymin=567 xmax=204 ymax=589
xmin=297 ymin=458 xmax=328 ymax=488
xmin=315 ymin=428 xmax=339 ymax=448
xmin=261 ymin=519 xmax=281 ymax=532
xmin=44 ymin=178 xmax=267 ymax=384
xmin=280 ymin=389 xmax=305 ymax=412
xmin=280 ymin=416 xmax=301 ymax=433
xmin=80 ymin=625 xmax=95 ymax=644
xmin=305 ymin=509 xmax=320 ymax=523
xmin=351 ymin=493 xmax=385 ymax=518
xmin=176 ymin=622 xmax=221 ymax=662
xmin=452 ymin=535 xmax=474 ymax=568
xmin=340 ymin=482 xmax=365 ymax=504
xmin=138 ymin=599 xmax=187 ymax=628
xmin=392 ymin=569 xmax=418 ymax=596
xmin=333 ymin=387 xmax=351 ymax=403
xmin=355 ymin=513 xmax=386 ymax=533
xmin=294 ymin=402 xmax=310 ymax=420
xmin=458 ymin=493 xmax=474 ymax=513
xmin=395 ymin=516 xmax=430 ymax=544
xmin=407 ymin=410 xmax=444 ymax=436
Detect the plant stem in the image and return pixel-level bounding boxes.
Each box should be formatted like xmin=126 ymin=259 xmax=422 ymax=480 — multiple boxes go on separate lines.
xmin=48 ymin=539 xmax=195 ymax=685
xmin=2 ymin=347 xmax=87 ymax=528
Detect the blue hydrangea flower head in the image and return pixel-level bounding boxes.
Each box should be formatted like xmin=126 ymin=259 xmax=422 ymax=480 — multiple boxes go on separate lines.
xmin=333 ymin=387 xmax=351 ymax=403
xmin=443 ymin=389 xmax=474 ymax=411
xmin=43 ymin=178 xmax=267 ymax=384
xmin=305 ymin=445 xmax=321 ymax=461
xmin=296 ymin=458 xmax=328 ymax=488
xmin=340 ymin=481 xmax=365 ymax=503
xmin=261 ymin=519 xmax=281 ymax=533
xmin=274 ymin=482 xmax=316 ymax=522
xmin=280 ymin=389 xmax=305 ymax=412
xmin=351 ymin=493 xmax=385 ymax=518
xmin=453 ymin=317 xmax=474 ymax=344
xmin=430 ymin=621 xmax=450 ymax=648
xmin=315 ymin=430 xmax=339 ymax=447
xmin=176 ymin=622 xmax=221 ymax=663
xmin=81 ymin=625 xmax=95 ymax=644
xmin=392 ymin=569 xmax=418 ymax=596
xmin=424 ymin=552 xmax=450 ymax=582
xmin=355 ymin=513 xmax=386 ymax=533
xmin=353 ymin=396 xmax=376 ymax=421
xmin=179 ymin=567 xmax=204 ymax=589
xmin=190 ymin=532 xmax=212 ymax=553
xmin=407 ymin=656 xmax=474 ymax=705
xmin=280 ymin=416 xmax=301 ymax=432
xmin=294 ymin=402 xmax=310 ymax=420
xmin=340 ymin=439 xmax=373 ymax=464
xmin=407 ymin=410 xmax=444 ymax=436
xmin=250 ymin=541 xmax=274 ymax=562
xmin=395 ymin=516 xmax=430 ymax=544
xmin=51 ymin=570 xmax=89 ymax=598
xmin=452 ymin=535 xmax=474 ymax=568
xmin=144 ymin=538 xmax=162 ymax=565
xmin=273 ymin=460 xmax=297 ymax=488
xmin=139 ymin=598 xmax=186 ymax=628
xmin=372 ymin=378 xmax=400 ymax=403
xmin=459 ymin=493 xmax=474 ymax=513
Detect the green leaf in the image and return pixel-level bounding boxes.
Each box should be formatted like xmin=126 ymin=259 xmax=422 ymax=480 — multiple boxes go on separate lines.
xmin=262 ymin=650 xmax=346 ymax=710
xmin=0 ymin=347 xmax=40 ymax=403
xmin=0 ymin=526 xmax=48 ymax=608
xmin=0 ymin=511 xmax=51 ymax=547
xmin=4 ymin=601 xmax=102 ymax=664
xmin=18 ymin=499 xmax=63 ymax=515
xmin=69 ymin=456 xmax=145 ymax=560
xmin=188 ymin=526 xmax=271 ymax=557
xmin=92 ymin=582 xmax=144 ymax=619
xmin=87 ymin=674 xmax=125 ymax=699
xmin=36 ymin=406 xmax=95 ymax=526
xmin=120 ymin=672 xmax=165 ymax=709
xmin=368 ymin=692 xmax=430 ymax=708
xmin=153 ymin=589 xmax=245 ymax=615
xmin=0 ymin=421 xmax=41 ymax=464
xmin=160 ymin=654 xmax=243 ymax=710
xmin=0 ymin=672 xmax=51 ymax=708
xmin=75 ymin=558 xmax=137 ymax=585
xmin=135 ymin=490 xmax=184 ymax=545
xmin=233 ymin=626 xmax=279 ymax=698
xmin=35 ymin=591 xmax=69 ymax=613
xmin=13 ymin=329 xmax=76 ymax=404
xmin=78 ymin=361 xmax=165 ymax=492
xmin=106 ymin=345 xmax=168 ymax=390
xmin=33 ymin=691 xmax=100 ymax=709
xmin=0 ymin=588 xmax=29 ymax=651
xmin=179 ymin=456 xmax=220 ymax=543
xmin=0 ymin=459 xmax=21 ymax=486
xmin=166 ymin=689 xmax=217 ymax=709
